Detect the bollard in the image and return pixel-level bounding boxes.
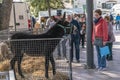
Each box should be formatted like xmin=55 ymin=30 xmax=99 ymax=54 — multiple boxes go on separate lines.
xmin=9 ymin=70 xmax=15 ymax=80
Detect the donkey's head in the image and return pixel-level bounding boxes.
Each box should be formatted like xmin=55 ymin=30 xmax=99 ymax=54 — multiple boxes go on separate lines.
xmin=47 ymin=12 xmax=72 ymax=38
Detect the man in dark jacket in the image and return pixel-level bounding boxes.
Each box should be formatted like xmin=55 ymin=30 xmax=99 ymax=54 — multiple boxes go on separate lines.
xmin=66 ymin=14 xmax=81 ymax=63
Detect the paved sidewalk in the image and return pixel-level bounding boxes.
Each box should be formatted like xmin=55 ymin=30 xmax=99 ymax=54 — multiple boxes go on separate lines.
xmin=72 ymin=30 xmax=120 ymax=80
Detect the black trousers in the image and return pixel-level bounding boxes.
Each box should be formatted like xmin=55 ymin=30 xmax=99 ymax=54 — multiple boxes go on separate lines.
xmin=80 ymin=34 xmax=85 ymax=47
xmin=106 ymin=43 xmax=113 ymax=60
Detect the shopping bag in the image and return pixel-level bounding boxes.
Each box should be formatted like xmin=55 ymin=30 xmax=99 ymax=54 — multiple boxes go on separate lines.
xmin=100 ymin=46 xmax=110 ymax=57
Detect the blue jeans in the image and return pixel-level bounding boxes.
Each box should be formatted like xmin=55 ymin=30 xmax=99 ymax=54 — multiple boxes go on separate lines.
xmin=116 ymin=21 xmax=120 ymax=30
xmin=57 ymin=39 xmax=67 ymax=58
xmin=96 ymin=46 xmax=106 ymax=68
xmin=71 ymin=37 xmax=80 ymax=61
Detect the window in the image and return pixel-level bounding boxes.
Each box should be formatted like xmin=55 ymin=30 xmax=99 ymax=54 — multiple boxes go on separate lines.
xmin=19 ymin=15 xmax=24 ymax=20
xmin=106 ymin=4 xmax=111 ymax=9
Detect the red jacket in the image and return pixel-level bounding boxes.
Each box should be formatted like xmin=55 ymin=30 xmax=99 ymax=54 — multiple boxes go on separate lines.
xmin=92 ymin=18 xmax=108 ymax=42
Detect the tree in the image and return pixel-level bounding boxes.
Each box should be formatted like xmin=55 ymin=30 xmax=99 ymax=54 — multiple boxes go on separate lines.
xmin=46 ymin=0 xmax=51 ymax=17
xmin=0 ymin=0 xmax=13 ymax=30
xmin=25 ymin=0 xmax=64 ymax=17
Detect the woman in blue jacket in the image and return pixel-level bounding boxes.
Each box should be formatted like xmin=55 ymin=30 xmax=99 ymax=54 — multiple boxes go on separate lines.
xmin=116 ymin=14 xmax=120 ymax=30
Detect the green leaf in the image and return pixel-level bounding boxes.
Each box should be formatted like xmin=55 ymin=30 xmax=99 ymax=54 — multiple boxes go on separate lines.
xmin=24 ymin=0 xmax=64 ymax=17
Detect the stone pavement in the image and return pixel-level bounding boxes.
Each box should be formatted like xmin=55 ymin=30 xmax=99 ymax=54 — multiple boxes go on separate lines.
xmin=72 ymin=29 xmax=120 ymax=80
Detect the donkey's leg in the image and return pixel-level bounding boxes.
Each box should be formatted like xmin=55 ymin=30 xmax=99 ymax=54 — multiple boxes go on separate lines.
xmin=17 ymin=54 xmax=24 ymax=78
xmin=10 ymin=57 xmax=16 ymax=70
xmin=45 ymin=53 xmax=50 ymax=78
xmin=50 ymin=54 xmax=56 ymax=75
xmin=10 ymin=56 xmax=17 ymax=80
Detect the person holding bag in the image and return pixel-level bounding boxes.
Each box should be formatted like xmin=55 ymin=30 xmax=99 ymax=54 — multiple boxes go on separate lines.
xmin=92 ymin=9 xmax=108 ymax=71
xmin=79 ymin=17 xmax=86 ymax=48
xmin=104 ymin=16 xmax=115 ymax=61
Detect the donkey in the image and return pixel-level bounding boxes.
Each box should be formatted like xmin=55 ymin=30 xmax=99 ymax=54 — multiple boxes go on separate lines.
xmin=10 ymin=13 xmax=72 ymax=79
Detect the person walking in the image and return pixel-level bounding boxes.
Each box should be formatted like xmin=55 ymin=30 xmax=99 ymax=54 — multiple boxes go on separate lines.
xmin=93 ymin=9 xmax=108 ymax=70
xmin=79 ymin=17 xmax=86 ymax=48
xmin=56 ymin=10 xmax=67 ymax=59
xmin=49 ymin=16 xmax=56 ymax=29
xmin=46 ymin=17 xmax=51 ymax=28
xmin=33 ymin=21 xmax=40 ymax=34
xmin=31 ymin=16 xmax=36 ymax=29
xmin=104 ymin=16 xmax=115 ymax=61
xmin=73 ymin=14 xmax=80 ymax=22
xmin=109 ymin=13 xmax=114 ymax=25
xmin=66 ymin=14 xmax=81 ymax=63
xmin=115 ymin=14 xmax=120 ymax=30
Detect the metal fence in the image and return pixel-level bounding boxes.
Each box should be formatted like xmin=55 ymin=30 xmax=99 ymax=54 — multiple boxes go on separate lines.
xmin=0 ymin=35 xmax=72 ymax=80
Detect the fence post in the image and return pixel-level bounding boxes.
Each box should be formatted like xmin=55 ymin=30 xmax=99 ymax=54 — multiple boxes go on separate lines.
xmin=69 ymin=35 xmax=73 ymax=80
xmin=9 ymin=70 xmax=15 ymax=80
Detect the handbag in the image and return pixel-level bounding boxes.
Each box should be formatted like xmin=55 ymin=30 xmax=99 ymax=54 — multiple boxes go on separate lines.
xmin=94 ymin=37 xmax=103 ymax=47
xmin=93 ymin=26 xmax=103 ymax=46
xmin=100 ymin=46 xmax=110 ymax=57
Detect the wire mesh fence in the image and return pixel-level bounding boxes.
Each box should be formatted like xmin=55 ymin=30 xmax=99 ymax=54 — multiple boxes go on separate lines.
xmin=0 ymin=35 xmax=72 ymax=80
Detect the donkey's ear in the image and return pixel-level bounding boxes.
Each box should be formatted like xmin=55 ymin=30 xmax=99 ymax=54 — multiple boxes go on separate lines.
xmin=62 ymin=12 xmax=66 ymax=22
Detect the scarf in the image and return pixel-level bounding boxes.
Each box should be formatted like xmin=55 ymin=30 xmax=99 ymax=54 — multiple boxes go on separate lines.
xmin=94 ymin=17 xmax=102 ymax=24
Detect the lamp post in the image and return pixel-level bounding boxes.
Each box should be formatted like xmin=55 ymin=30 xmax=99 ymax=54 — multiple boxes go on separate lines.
xmin=86 ymin=0 xmax=95 ymax=69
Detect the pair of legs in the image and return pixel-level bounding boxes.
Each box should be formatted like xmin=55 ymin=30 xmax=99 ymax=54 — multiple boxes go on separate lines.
xmin=70 ymin=37 xmax=80 ymax=62
xmin=57 ymin=39 xmax=67 ymax=59
xmin=106 ymin=43 xmax=113 ymax=60
xmin=10 ymin=53 xmax=24 ymax=80
xmin=116 ymin=21 xmax=120 ymax=30
xmin=10 ymin=51 xmax=56 ymax=79
xmin=80 ymin=34 xmax=85 ymax=48
xmin=96 ymin=46 xmax=106 ymax=68
xmin=45 ymin=53 xmax=56 ymax=78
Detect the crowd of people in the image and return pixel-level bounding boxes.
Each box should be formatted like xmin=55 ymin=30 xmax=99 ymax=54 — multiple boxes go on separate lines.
xmin=51 ymin=11 xmax=87 ymax=63
xmin=31 ymin=9 xmax=116 ymax=71
xmin=55 ymin=9 xmax=116 ymax=71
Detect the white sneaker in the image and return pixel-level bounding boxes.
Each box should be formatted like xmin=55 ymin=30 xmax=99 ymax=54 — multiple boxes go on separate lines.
xmin=96 ymin=66 xmax=100 ymax=70
xmin=98 ymin=67 xmax=107 ymax=71
xmin=98 ymin=67 xmax=102 ymax=71
xmin=101 ymin=68 xmax=107 ymax=71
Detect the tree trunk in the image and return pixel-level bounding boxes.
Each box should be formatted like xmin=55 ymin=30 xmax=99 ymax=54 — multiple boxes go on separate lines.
xmin=0 ymin=0 xmax=13 ymax=30
xmin=46 ymin=0 xmax=51 ymax=17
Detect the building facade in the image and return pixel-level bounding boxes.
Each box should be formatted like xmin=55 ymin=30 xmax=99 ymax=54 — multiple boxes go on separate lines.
xmin=73 ymin=0 xmax=86 ymax=8
xmin=94 ymin=0 xmax=120 ymax=9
